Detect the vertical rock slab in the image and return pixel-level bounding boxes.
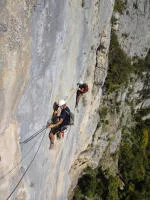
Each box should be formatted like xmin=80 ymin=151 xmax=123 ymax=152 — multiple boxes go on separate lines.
xmin=0 ymin=0 xmax=36 ymax=199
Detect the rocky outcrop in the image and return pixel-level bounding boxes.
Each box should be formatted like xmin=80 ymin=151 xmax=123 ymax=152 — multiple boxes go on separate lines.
xmin=71 ymin=0 xmax=150 ymax=199
xmin=0 ymin=1 xmax=36 ymax=199
xmin=117 ymin=0 xmax=150 ymax=57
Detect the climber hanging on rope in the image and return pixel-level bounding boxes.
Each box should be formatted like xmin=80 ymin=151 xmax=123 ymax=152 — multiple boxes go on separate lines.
xmin=50 ymin=101 xmax=64 ymax=139
xmin=51 ymin=101 xmax=60 ymax=124
xmin=75 ymin=81 xmax=88 ymax=108
xmin=48 ymin=100 xmax=71 ymax=149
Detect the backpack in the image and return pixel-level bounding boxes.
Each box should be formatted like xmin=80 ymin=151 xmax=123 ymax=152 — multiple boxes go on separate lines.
xmin=65 ymin=110 xmax=74 ymax=125
xmin=69 ymin=111 xmax=74 ymax=125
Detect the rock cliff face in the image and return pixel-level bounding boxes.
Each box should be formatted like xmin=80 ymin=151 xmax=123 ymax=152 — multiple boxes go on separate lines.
xmin=117 ymin=0 xmax=150 ymax=57
xmin=0 ymin=0 xmax=149 ymax=200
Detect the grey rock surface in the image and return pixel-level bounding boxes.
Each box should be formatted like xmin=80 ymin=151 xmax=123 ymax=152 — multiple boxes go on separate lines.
xmin=0 ymin=0 xmax=114 ymax=199
xmin=117 ymin=0 xmax=150 ymax=58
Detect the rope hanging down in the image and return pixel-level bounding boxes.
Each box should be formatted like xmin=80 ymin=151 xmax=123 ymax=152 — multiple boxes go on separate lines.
xmin=20 ymin=73 xmax=81 ymax=145
xmin=3 ymin=65 xmax=87 ymax=199
xmin=6 ymin=131 xmax=46 ymax=200
xmin=0 ymin=132 xmax=43 ymax=181
xmin=20 ymin=126 xmax=47 ymax=144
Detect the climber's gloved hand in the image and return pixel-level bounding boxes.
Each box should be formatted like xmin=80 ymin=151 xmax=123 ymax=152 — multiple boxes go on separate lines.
xmin=49 ymin=124 xmax=55 ymax=128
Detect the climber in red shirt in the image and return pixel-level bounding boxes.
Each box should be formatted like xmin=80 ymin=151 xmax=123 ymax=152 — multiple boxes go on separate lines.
xmin=75 ymin=81 xmax=88 ymax=108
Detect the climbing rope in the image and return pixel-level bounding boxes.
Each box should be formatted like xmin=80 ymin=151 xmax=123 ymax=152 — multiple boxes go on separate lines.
xmin=0 ymin=131 xmax=44 ymax=181
xmin=2 ymin=63 xmax=86 ymax=198
xmin=20 ymin=126 xmax=47 ymax=144
xmin=6 ymin=130 xmax=46 ymax=200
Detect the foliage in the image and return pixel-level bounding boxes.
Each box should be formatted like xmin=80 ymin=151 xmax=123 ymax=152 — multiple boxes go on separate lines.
xmin=73 ymin=107 xmax=150 ymax=200
xmin=118 ymin=109 xmax=150 ymax=200
xmin=99 ymin=106 xmax=108 ymax=119
xmin=107 ymin=176 xmax=119 ymax=200
xmin=81 ymin=0 xmax=85 ymax=8
xmin=73 ymin=166 xmax=119 ymax=200
xmin=133 ymin=50 xmax=150 ymax=74
xmin=105 ymin=31 xmax=132 ymax=94
xmin=73 ymin=20 xmax=150 ymax=200
xmin=114 ymin=0 xmax=127 ymax=14
xmin=105 ymin=30 xmax=150 ymax=94
xmin=73 ymin=167 xmax=106 ymax=200
xmin=96 ymin=106 xmax=109 ymax=127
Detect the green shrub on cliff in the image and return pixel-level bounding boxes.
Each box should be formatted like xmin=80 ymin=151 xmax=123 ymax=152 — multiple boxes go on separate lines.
xmin=119 ymin=114 xmax=150 ymax=200
xmin=105 ymin=31 xmax=132 ymax=93
xmin=114 ymin=0 xmax=127 ymax=14
xmin=105 ymin=29 xmax=150 ymax=94
xmin=73 ymin=166 xmax=119 ymax=200
xmin=107 ymin=176 xmax=119 ymax=200
xmin=133 ymin=50 xmax=150 ymax=74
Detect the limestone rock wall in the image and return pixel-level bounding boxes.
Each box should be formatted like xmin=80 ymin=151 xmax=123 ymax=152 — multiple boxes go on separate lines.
xmin=0 ymin=0 xmax=115 ymax=199
xmin=69 ymin=0 xmax=150 ymax=198
xmin=117 ymin=0 xmax=150 ymax=57
xmin=0 ymin=1 xmax=36 ymax=199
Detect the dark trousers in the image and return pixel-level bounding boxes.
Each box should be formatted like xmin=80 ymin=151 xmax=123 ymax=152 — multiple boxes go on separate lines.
xmin=75 ymin=91 xmax=83 ymax=107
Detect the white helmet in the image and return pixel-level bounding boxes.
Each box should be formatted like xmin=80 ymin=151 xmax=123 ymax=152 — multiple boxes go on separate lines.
xmin=59 ymin=99 xmax=66 ymax=106
xmin=79 ymin=81 xmax=83 ymax=84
